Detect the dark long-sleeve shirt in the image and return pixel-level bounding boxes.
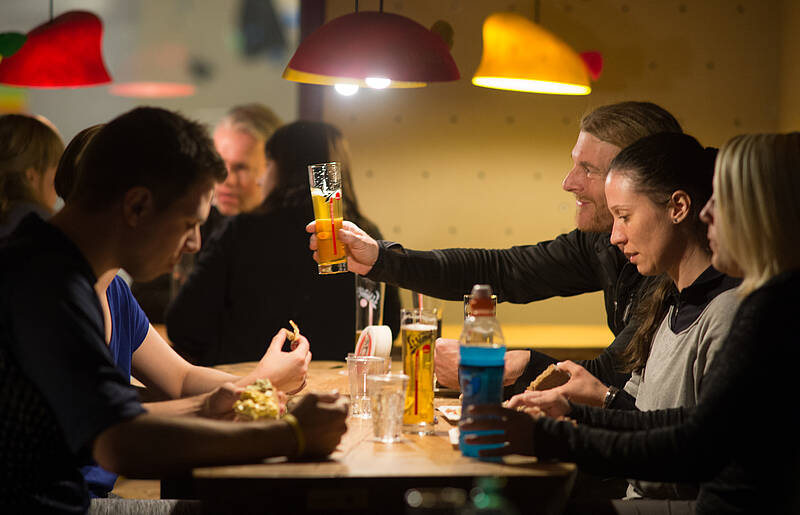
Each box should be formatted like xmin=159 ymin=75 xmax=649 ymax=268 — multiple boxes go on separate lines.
xmin=366 ymin=230 xmax=649 ymax=396
xmin=530 ymin=270 xmax=800 ymax=514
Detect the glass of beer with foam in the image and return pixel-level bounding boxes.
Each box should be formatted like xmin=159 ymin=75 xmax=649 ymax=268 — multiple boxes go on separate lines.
xmin=308 ymin=162 xmax=348 ymax=274
xmin=401 ymin=308 xmax=438 ymax=435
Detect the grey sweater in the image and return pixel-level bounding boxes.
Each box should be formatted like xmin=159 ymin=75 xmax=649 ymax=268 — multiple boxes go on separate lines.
xmin=624 ymin=288 xmax=741 ymax=499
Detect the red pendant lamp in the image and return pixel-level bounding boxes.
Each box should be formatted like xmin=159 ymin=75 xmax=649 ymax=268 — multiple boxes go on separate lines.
xmin=283 ymin=6 xmax=459 ymax=90
xmin=0 ymin=10 xmax=111 ymax=88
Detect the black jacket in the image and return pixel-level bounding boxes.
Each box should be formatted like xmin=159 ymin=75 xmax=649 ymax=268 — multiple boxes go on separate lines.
xmin=131 ymin=205 xmax=228 ymax=323
xmin=367 ymin=229 xmax=649 ymax=401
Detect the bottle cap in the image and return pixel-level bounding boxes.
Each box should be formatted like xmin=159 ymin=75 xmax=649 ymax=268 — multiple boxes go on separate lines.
xmin=469 ymin=284 xmax=494 ymax=316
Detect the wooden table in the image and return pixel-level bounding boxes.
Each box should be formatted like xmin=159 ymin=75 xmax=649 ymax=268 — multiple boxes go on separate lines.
xmin=175 ymin=361 xmax=576 ymax=514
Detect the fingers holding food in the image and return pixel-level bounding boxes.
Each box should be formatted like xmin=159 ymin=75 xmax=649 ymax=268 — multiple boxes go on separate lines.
xmin=283 ymin=320 xmax=300 ymax=348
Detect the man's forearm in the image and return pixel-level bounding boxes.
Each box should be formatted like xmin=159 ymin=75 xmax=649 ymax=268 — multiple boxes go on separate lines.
xmin=143 ymin=394 xmax=209 ymax=417
xmin=93 ymin=413 xmax=295 ymax=478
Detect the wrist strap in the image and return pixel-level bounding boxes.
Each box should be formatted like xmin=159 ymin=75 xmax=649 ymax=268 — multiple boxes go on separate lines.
xmin=602 ymin=386 xmax=619 ymax=409
xmin=282 ymin=414 xmax=305 ymax=457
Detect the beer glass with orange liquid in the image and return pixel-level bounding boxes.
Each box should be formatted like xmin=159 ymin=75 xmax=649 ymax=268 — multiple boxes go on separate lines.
xmin=308 ymin=162 xmax=348 ymax=274
xmin=401 ymin=308 xmax=437 ymax=435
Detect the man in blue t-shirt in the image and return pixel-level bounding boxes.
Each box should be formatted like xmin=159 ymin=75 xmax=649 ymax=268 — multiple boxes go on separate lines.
xmin=0 ymin=107 xmax=348 ymax=513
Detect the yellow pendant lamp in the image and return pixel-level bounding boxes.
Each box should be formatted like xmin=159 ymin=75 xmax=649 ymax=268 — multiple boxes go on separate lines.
xmin=472 ymin=12 xmax=601 ymax=95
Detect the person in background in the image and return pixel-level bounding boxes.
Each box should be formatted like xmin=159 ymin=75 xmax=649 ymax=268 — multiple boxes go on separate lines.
xmin=307 ymin=102 xmax=682 ymax=403
xmin=54 ymin=124 xmax=310 ymax=499
xmin=212 ymin=103 xmax=284 ymax=217
xmin=464 ymin=132 xmax=800 ymax=514
xmin=131 ymin=103 xmax=283 ymax=323
xmin=167 ymin=121 xmax=400 ymax=364
xmin=0 ymin=113 xmax=64 ymax=238
xmin=0 ymin=107 xmax=347 ymax=513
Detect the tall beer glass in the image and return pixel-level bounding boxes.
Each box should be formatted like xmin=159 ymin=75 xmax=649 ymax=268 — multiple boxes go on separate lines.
xmin=401 ymin=308 xmax=437 ymax=434
xmin=308 ymin=162 xmax=348 ymax=274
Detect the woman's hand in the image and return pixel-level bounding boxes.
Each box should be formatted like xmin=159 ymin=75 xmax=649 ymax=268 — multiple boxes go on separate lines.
xmin=548 ymin=361 xmax=609 ymax=407
xmin=460 ymin=405 xmax=536 ymax=457
xmin=200 ymin=382 xmax=243 ymax=420
xmin=253 ymin=330 xmax=311 ymax=394
xmin=507 ymin=389 xmax=572 ymax=418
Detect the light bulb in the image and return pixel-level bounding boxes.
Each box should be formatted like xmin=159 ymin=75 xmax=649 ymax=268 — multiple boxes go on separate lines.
xmin=365 ymin=77 xmax=391 ymax=89
xmin=334 ymin=83 xmax=359 ymax=96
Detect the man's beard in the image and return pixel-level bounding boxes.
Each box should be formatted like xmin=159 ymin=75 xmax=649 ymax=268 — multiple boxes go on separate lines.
xmin=576 ymin=204 xmax=613 ymax=233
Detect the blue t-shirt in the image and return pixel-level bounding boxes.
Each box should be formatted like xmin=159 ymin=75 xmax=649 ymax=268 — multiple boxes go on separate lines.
xmin=81 ymin=275 xmax=150 ymax=498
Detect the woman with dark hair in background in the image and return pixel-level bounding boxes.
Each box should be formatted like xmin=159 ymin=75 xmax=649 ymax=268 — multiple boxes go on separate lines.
xmin=0 ymin=114 xmax=64 ymax=238
xmin=167 ymin=121 xmax=400 ymax=364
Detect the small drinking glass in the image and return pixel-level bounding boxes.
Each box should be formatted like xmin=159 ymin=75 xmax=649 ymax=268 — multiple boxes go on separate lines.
xmin=346 ymin=355 xmax=386 ymax=418
xmin=367 ymin=373 xmax=408 ymax=443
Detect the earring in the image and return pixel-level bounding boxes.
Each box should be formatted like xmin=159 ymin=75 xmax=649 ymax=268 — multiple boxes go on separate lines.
xmin=673 ymin=218 xmax=680 ymax=224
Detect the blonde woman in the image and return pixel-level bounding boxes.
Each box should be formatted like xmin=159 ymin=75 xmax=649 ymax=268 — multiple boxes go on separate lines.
xmin=0 ymin=114 xmax=63 ymax=237
xmin=465 ymin=133 xmax=800 ymax=514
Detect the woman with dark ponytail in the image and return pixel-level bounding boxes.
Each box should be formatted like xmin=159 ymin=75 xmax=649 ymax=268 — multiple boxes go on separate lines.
xmin=603 ymin=134 xmax=740 ymax=499
xmin=609 ymin=135 xmax=731 ymax=379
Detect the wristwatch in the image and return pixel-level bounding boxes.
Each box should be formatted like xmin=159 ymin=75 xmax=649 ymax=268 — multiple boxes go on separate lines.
xmin=602 ymin=385 xmax=619 ymax=409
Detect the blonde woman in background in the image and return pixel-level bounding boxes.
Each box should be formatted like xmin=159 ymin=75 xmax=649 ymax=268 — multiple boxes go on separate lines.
xmin=0 ymin=113 xmax=64 ymax=238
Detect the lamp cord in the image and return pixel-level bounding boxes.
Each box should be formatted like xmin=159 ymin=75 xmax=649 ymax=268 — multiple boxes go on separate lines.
xmin=49 ymin=0 xmax=53 ymax=21
xmin=534 ymin=0 xmax=540 ymax=23
xmin=354 ymin=0 xmax=383 ymax=13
